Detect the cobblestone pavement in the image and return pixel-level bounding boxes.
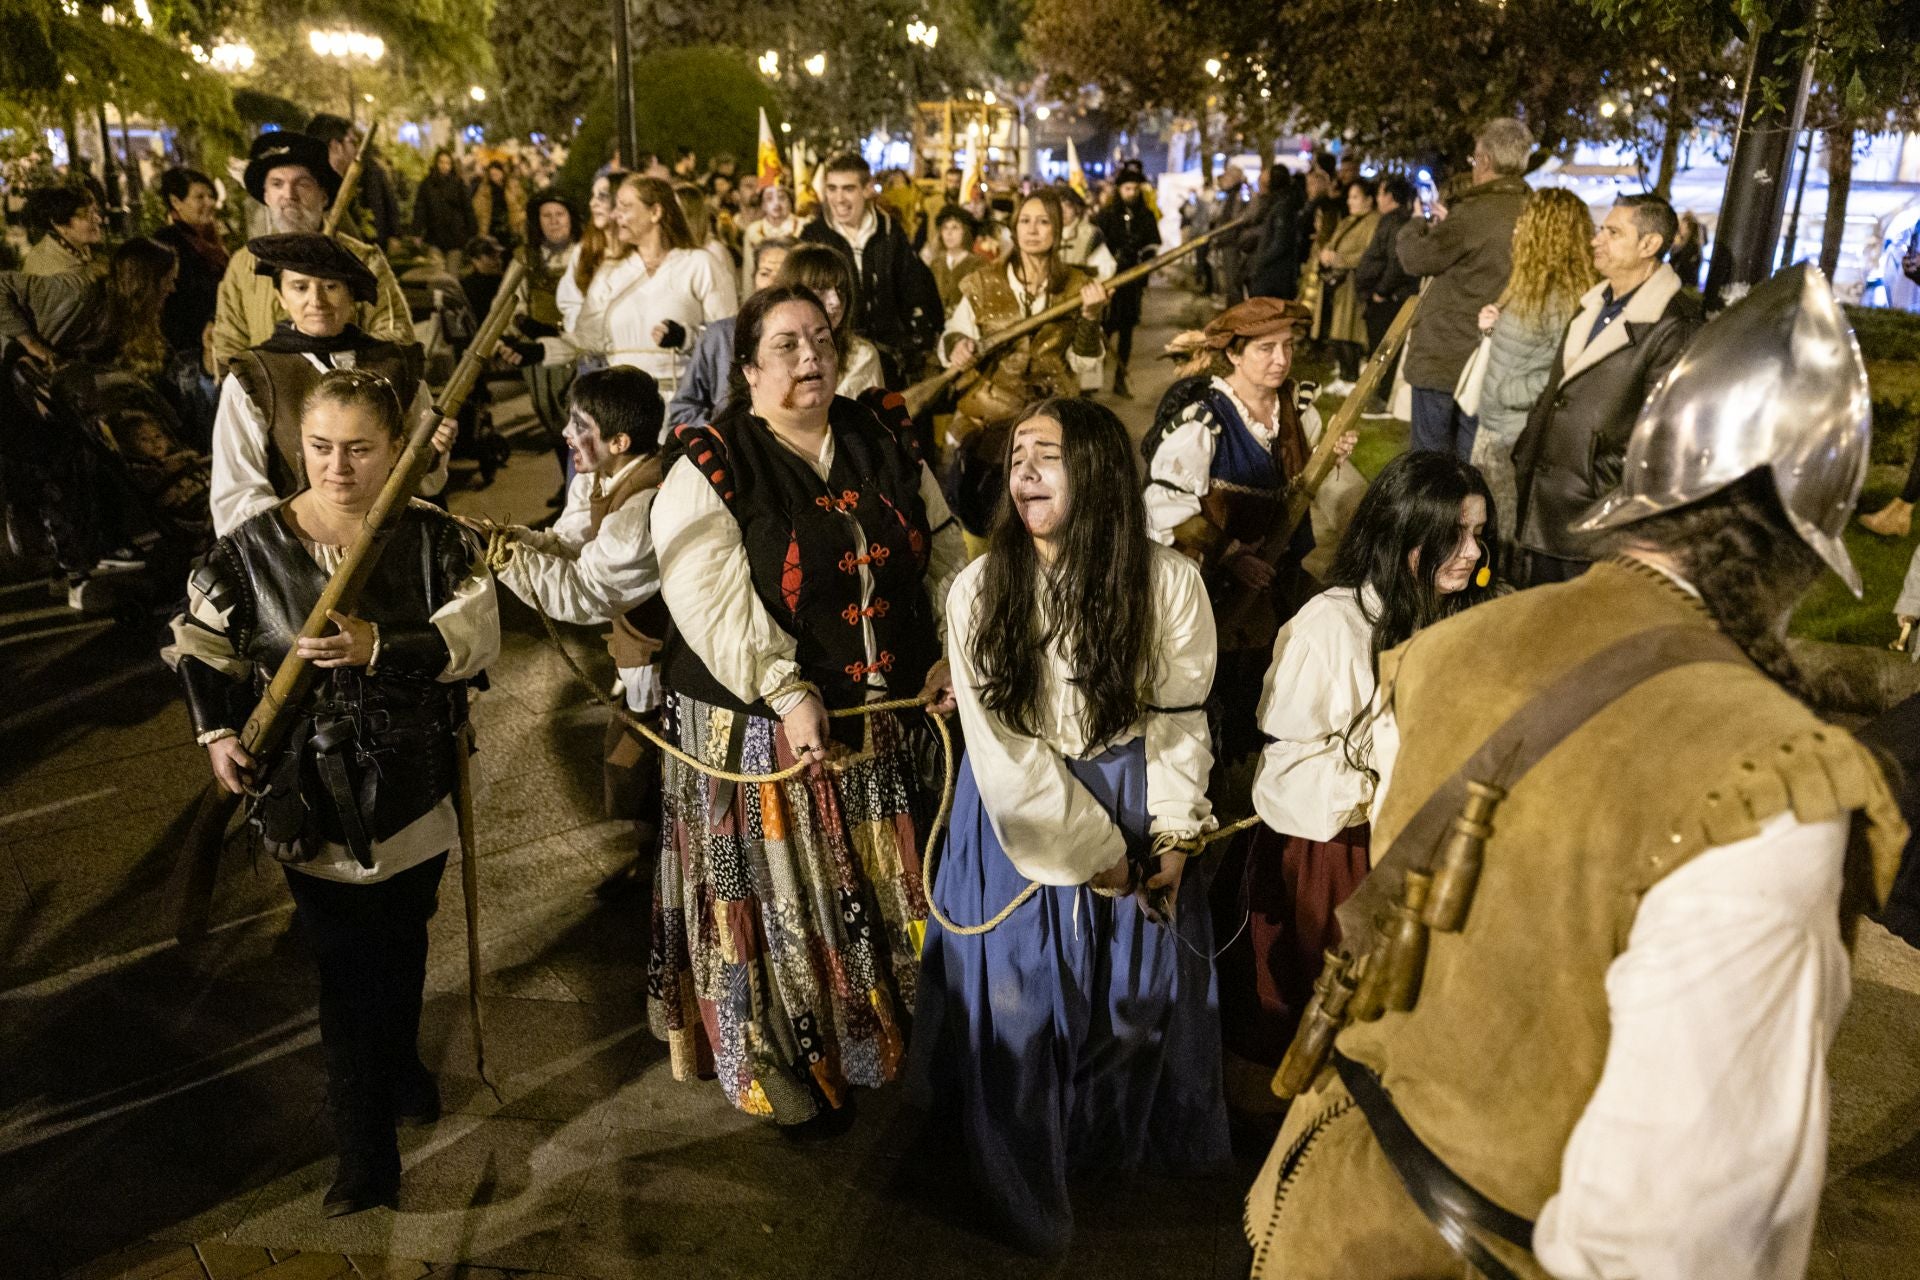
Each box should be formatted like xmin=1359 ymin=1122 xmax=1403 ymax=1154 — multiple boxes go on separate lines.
xmin=2 ymin=281 xmax=1916 ymax=1279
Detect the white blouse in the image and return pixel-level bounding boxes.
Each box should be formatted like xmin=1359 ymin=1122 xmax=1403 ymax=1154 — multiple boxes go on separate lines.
xmin=839 ymin=336 xmax=884 ymax=399
xmin=1251 ymin=587 xmax=1379 ymax=842
xmin=167 ymin=519 xmax=501 ymax=884
xmin=570 ymin=247 xmax=735 ymax=393
xmin=1143 ymin=376 xmax=1333 ymax=546
xmin=209 ymin=354 xmax=449 ymax=538
xmin=498 ymin=455 xmax=664 ymax=712
xmin=651 ymin=416 xmax=966 ymax=717
xmin=938 ymin=263 xmax=1105 ymax=391
xmin=946 ymin=543 xmax=1216 ymax=885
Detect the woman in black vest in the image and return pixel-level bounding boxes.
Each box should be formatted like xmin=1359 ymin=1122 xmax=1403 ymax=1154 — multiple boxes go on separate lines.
xmin=650 ymin=285 xmax=966 ymax=1130
xmin=170 ymin=368 xmax=499 ymax=1216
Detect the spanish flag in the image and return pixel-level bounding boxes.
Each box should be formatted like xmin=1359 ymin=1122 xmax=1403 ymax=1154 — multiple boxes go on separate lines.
xmin=757 ymin=108 xmax=783 ymax=186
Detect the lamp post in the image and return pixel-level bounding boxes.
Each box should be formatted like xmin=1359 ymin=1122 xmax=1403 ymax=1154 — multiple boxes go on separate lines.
xmin=307 ymin=29 xmax=385 ymax=125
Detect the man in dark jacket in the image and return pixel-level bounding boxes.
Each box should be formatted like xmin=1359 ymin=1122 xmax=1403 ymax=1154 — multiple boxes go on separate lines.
xmin=1094 ymin=159 xmax=1161 ymax=396
xmin=1355 ymin=174 xmax=1418 ymax=351
xmin=307 ymin=114 xmax=401 ymax=250
xmin=800 ymin=152 xmax=943 ymax=386
xmin=1511 ymin=194 xmax=1703 ymax=586
xmin=1396 ymin=118 xmax=1533 ymax=460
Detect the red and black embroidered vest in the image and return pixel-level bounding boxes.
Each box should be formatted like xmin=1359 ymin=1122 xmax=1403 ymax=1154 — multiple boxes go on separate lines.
xmin=660 ymin=394 xmax=939 ymax=724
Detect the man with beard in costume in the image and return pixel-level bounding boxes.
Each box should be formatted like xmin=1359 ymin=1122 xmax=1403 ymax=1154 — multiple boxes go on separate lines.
xmin=1244 ymin=266 xmax=1909 ymax=1280
xmin=210 ymin=234 xmax=455 ymax=536
xmin=211 ymin=132 xmax=412 ymax=371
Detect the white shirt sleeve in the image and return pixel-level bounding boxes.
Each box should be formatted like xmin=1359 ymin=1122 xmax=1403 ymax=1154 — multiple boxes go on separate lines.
xmin=946 ymin=560 xmax=1126 ymax=885
xmin=837 ymin=339 xmax=885 ymax=398
xmin=546 ymin=470 xmax=596 ymax=552
xmin=1087 ymin=242 xmax=1118 ymax=281
xmin=1251 ymin=598 xmax=1376 ymax=842
xmin=1144 ymin=550 xmax=1217 ymax=836
xmin=692 ymin=250 xmax=737 ymax=323
xmin=498 ymin=488 xmax=660 ymax=627
xmin=556 ymin=244 xmax=585 ymax=332
xmin=430 ymin=566 xmax=501 ymax=681
xmin=920 ymin=461 xmax=966 ymax=639
xmin=1533 ymin=811 xmax=1850 ymax=1280
xmin=210 ymin=374 xmax=279 ymax=538
xmin=652 ymin=454 xmax=802 ymax=708
xmin=940 ymin=293 xmax=981 ymax=365
xmin=408 ymin=381 xmax=450 ymax=499
xmin=1143 ymin=410 xmax=1216 ymax=546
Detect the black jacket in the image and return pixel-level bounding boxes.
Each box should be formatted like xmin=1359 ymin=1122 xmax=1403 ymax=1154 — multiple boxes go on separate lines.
xmin=800 ymin=208 xmax=943 ymax=368
xmin=1513 ymin=265 xmax=1703 ymax=561
xmin=152 ymin=220 xmax=227 ymax=357
xmin=1246 ymin=178 xmax=1305 ymax=300
xmin=1354 ymin=207 xmax=1416 ymax=307
xmin=412 ymin=168 xmax=478 ymax=252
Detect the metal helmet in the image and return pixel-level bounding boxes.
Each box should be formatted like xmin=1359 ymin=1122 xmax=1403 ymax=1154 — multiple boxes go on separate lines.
xmin=1576 ymin=264 xmax=1872 ymax=595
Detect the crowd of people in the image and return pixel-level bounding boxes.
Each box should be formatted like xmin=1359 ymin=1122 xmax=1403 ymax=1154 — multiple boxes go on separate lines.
xmin=5 ymin=105 xmax=1919 ymax=1280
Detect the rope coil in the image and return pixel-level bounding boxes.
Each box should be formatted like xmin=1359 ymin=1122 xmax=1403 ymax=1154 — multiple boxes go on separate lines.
xmin=486 ymin=527 xmax=1262 ymax=937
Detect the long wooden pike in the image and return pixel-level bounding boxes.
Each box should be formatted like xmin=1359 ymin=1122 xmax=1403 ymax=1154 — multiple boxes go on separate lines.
xmin=321 ymin=122 xmax=378 ymax=239
xmin=901 ymin=212 xmax=1252 ymax=418
xmin=1214 ymin=292 xmax=1423 ymax=652
xmin=172 ymin=259 xmax=529 ymax=942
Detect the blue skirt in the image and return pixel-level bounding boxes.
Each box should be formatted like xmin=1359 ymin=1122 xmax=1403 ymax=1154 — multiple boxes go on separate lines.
xmin=911 ymin=737 xmax=1232 ymax=1254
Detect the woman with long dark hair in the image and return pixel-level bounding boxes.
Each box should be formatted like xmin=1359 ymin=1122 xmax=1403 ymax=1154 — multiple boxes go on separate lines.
xmin=650 ymin=284 xmax=965 ymax=1131
xmin=913 ymin=397 xmax=1229 ymax=1255
xmin=1217 ymin=450 xmax=1495 ymax=1110
xmin=773 ymin=241 xmax=882 ymax=397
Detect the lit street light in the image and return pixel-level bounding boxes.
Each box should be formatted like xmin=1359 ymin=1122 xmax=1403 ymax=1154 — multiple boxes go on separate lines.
xmin=469 ymin=85 xmax=487 ymax=103
xmin=758 ymin=49 xmax=780 ymax=78
xmin=803 ymin=52 xmax=827 ymax=77
xmin=905 ymin=19 xmax=938 ymax=48
xmin=208 ymin=40 xmax=254 ymax=74
xmin=1204 ymin=57 xmax=1223 ymax=79
xmin=307 ymin=28 xmax=385 ymax=124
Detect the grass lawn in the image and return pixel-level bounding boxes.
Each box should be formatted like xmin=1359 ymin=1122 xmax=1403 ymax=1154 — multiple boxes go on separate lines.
xmin=1300 ymin=306 xmax=1920 ymax=649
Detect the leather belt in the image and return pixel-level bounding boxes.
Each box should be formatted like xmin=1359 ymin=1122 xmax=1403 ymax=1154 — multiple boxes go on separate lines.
xmin=1334 ymin=1053 xmax=1535 ymax=1280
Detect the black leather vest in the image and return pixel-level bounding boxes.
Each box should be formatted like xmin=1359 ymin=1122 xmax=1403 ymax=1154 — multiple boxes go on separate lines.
xmin=207 ymin=500 xmax=478 ymax=854
xmin=661 ymin=396 xmax=938 ymax=730
xmin=227 ymin=341 xmax=425 ymax=500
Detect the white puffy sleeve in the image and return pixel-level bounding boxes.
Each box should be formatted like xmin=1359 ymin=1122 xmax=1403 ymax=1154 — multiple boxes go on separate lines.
xmin=555 ymin=244 xmax=585 ymax=331
xmin=1250 ymin=594 xmax=1377 ymax=842
xmin=947 ymin=559 xmax=1125 ymax=885
xmin=498 ymin=488 xmax=660 ymax=627
xmin=1143 ymin=405 xmax=1217 ymax=546
xmin=1144 ymin=549 xmax=1216 ymax=836
xmin=210 ymin=374 xmax=278 ymax=538
xmin=940 ymin=293 xmax=981 ymax=365
xmin=652 ymin=454 xmax=803 ymax=711
xmin=921 ymin=461 xmax=965 ymax=637
xmin=429 ymin=566 xmax=501 ymax=681
xmin=1533 ymin=811 xmax=1849 ymax=1280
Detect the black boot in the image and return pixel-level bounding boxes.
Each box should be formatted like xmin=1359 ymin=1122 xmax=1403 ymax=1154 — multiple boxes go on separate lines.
xmin=1112 ymin=364 xmax=1132 ymax=399
xmin=393 ymin=1063 xmax=441 ymax=1127
xmin=323 ymin=1100 xmax=400 ymax=1216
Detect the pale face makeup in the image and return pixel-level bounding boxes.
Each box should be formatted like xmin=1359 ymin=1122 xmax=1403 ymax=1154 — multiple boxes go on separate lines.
xmin=1008 ymin=415 xmax=1070 ymax=555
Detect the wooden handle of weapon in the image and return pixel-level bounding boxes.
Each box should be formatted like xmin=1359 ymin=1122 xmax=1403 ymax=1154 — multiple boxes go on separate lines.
xmin=897 ymin=214 xmax=1251 ymax=418
xmin=234 ymin=258 xmax=529 ymax=766
xmin=1215 ymin=293 xmax=1422 ymax=646
xmin=322 ymin=123 xmax=379 ymax=239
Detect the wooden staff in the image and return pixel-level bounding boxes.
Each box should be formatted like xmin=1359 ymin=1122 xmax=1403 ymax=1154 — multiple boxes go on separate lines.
xmin=321 ymin=122 xmax=379 ymax=239
xmin=901 ymin=212 xmax=1252 ymax=417
xmin=1214 ymin=292 xmax=1423 ymax=652
xmin=173 ymin=259 xmax=529 ymax=941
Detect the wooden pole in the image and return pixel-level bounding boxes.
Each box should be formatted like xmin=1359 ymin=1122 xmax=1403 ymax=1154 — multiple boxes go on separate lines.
xmin=901 ymin=212 xmax=1253 ymax=417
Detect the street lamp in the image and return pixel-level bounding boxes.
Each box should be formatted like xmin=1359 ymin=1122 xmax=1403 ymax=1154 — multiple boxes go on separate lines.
xmin=906 ymin=19 xmax=938 ymax=48
xmin=758 ymin=49 xmax=780 ymax=78
xmin=307 ymin=29 xmax=385 ymax=124
xmin=469 ymin=85 xmax=487 ymax=103
xmin=803 ymin=52 xmax=827 ymax=77
xmin=208 ymin=40 xmax=254 ymax=74
xmin=1204 ymin=57 xmax=1223 ymax=79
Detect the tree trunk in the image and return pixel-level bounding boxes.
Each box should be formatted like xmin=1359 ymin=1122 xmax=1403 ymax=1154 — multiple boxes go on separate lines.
xmin=1655 ymin=84 xmax=1687 ymax=198
xmin=1819 ymin=126 xmax=1854 ymax=279
xmin=1196 ymin=104 xmax=1213 ymax=185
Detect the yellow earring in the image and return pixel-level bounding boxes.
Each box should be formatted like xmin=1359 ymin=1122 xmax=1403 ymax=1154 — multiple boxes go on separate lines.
xmin=1474 ymin=565 xmax=1491 ymax=588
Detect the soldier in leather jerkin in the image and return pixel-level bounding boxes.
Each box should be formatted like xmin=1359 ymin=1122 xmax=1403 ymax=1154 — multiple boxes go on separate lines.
xmin=209 ymin=233 xmax=456 ymax=536
xmin=937 ymin=189 xmax=1108 ymax=534
xmin=1244 ymin=268 xmax=1909 ymax=1280
xmin=170 ymin=368 xmax=500 ymax=1218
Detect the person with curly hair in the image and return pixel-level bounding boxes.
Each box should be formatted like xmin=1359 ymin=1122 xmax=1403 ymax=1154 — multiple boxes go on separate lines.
xmin=1470 ymin=187 xmax=1599 ymax=553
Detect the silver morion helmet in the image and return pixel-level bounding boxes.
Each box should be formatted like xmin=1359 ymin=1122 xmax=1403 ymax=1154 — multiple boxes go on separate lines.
xmin=1576 ymin=264 xmax=1871 ymax=595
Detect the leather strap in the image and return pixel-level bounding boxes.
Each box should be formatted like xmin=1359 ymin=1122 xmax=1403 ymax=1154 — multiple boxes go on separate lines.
xmin=1336 ymin=623 xmax=1748 ymax=953
xmin=1334 ymin=1053 xmax=1531 ymax=1280
xmin=312 ymin=716 xmax=376 ymax=869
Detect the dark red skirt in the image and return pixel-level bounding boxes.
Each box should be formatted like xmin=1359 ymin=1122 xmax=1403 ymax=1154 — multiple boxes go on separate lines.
xmin=1212 ymin=821 xmax=1372 ymax=1072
